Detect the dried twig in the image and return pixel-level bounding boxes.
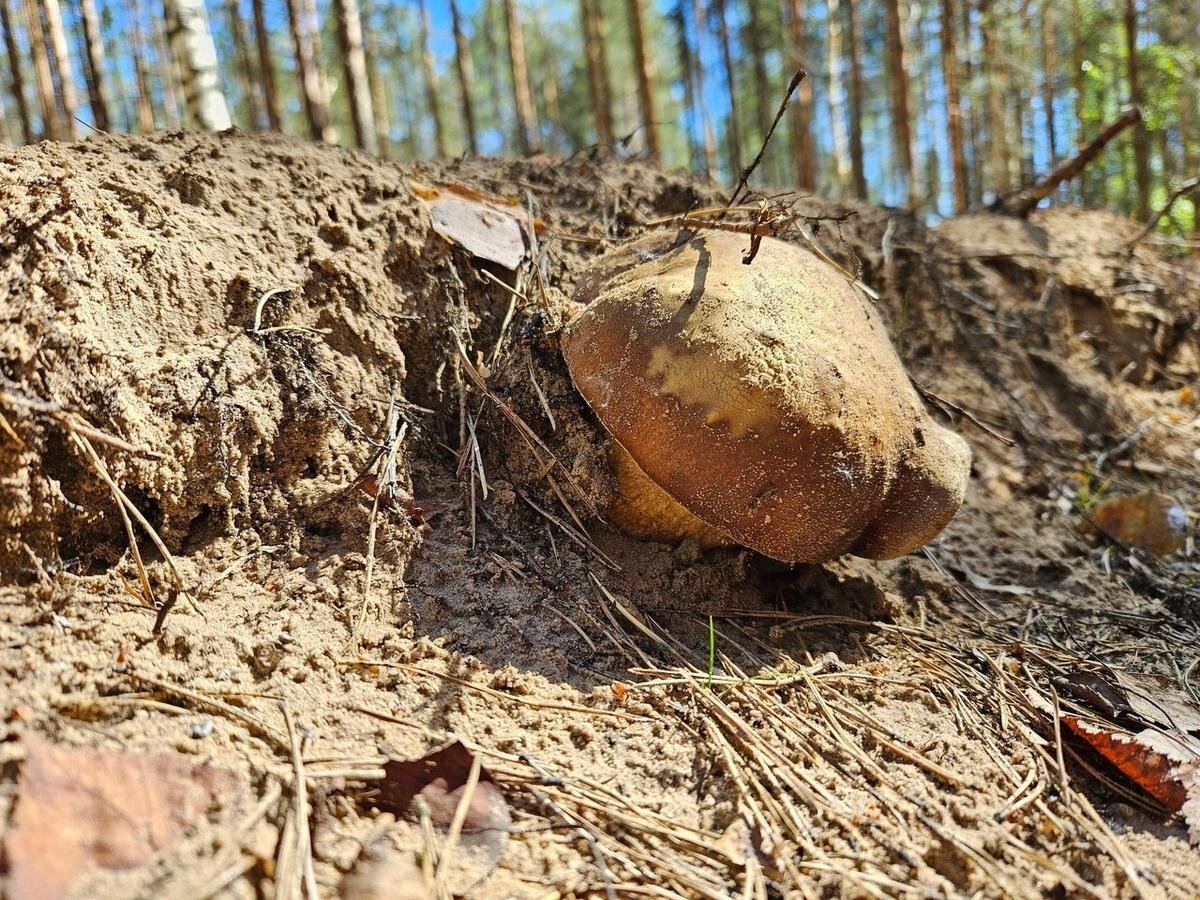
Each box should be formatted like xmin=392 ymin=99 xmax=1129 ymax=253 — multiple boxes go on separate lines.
xmin=1123 ymin=174 xmax=1200 ymax=248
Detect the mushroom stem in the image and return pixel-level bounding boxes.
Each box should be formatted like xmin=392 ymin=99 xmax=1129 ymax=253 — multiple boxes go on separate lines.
xmin=608 ymin=442 xmax=732 ymax=549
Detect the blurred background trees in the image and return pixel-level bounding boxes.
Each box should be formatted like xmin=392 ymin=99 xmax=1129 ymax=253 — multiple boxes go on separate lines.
xmin=0 ymin=0 xmax=1196 ymax=230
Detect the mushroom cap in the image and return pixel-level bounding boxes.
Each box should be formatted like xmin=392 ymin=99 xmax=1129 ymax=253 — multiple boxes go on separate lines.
xmin=561 ymin=229 xmax=970 ymax=563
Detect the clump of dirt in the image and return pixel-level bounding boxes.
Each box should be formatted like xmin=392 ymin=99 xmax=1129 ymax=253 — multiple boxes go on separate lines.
xmin=2 ymin=131 xmax=1199 ymax=898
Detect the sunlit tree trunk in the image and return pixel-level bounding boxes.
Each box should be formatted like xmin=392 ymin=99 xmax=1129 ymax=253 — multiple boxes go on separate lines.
xmin=843 ymin=0 xmax=867 ymax=199
xmin=785 ymin=0 xmax=815 ymax=191
xmin=502 ymin=0 xmax=538 ymax=154
xmin=153 ymin=11 xmax=183 ymax=129
xmin=712 ymin=0 xmax=741 ymax=175
xmin=42 ymin=0 xmax=78 ymax=138
xmin=448 ymin=0 xmax=477 ymax=155
xmin=417 ymin=0 xmax=445 ymax=156
xmin=745 ymin=0 xmax=772 ymax=179
xmin=333 ymin=0 xmax=376 ymax=152
xmin=75 ymin=0 xmax=109 ymax=130
xmin=251 ymin=0 xmax=281 ymax=130
xmin=882 ymin=0 xmax=915 ymax=204
xmin=0 ymin=0 xmax=33 ymax=142
xmin=225 ymin=0 xmax=262 ymax=128
xmin=1123 ymin=0 xmax=1149 ymax=219
xmin=979 ymin=0 xmax=1008 ymax=196
xmin=481 ymin=0 xmax=506 ymax=150
xmin=940 ymin=0 xmax=967 ymax=212
xmin=127 ymin=0 xmax=156 ymax=131
xmin=1039 ymin=0 xmax=1057 ymax=166
xmin=626 ymin=0 xmax=659 ymax=160
xmin=164 ymin=0 xmax=232 ymax=130
xmin=286 ymin=0 xmax=335 ymax=142
xmin=825 ymin=0 xmax=849 ymax=190
xmin=672 ymin=4 xmax=701 ymax=173
xmin=581 ymin=0 xmax=613 ymax=152
xmin=20 ymin=0 xmax=58 ymax=139
xmin=362 ymin=0 xmax=390 ymax=157
xmin=686 ymin=0 xmax=717 ymax=177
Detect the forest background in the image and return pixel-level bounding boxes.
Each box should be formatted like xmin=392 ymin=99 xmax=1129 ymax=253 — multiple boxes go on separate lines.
xmin=1 ymin=0 xmax=1197 ymax=232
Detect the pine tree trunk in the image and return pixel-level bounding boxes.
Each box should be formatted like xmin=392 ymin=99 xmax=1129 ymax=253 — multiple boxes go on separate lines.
xmin=481 ymin=0 xmax=506 ymax=150
xmin=626 ymin=0 xmax=659 ymax=160
xmin=940 ymin=0 xmax=967 ymax=212
xmin=1124 ymin=0 xmax=1149 ymax=219
xmin=417 ymin=0 xmax=446 ymax=156
xmin=672 ymin=4 xmax=701 ymax=173
xmin=251 ymin=0 xmax=281 ymax=130
xmin=333 ymin=0 xmax=376 ymax=152
xmin=745 ymin=0 xmax=772 ymax=179
xmin=1039 ymin=0 xmax=1056 ymax=165
xmin=979 ymin=0 xmax=1009 ymax=196
xmin=882 ymin=0 xmax=914 ymax=204
xmin=712 ymin=0 xmax=741 ymax=175
xmin=785 ymin=0 xmax=815 ymax=190
xmin=502 ymin=0 xmax=538 ymax=154
xmin=42 ymin=0 xmax=78 ymax=138
xmin=825 ymin=0 xmax=849 ymax=190
xmin=153 ymin=10 xmax=183 ymax=129
xmin=1070 ymin=0 xmax=1088 ymax=203
xmin=687 ymin=0 xmax=717 ymax=176
xmin=164 ymin=0 xmax=232 ymax=131
xmin=75 ymin=0 xmax=109 ymax=130
xmin=128 ymin=0 xmax=157 ymax=131
xmin=362 ymin=0 xmax=390 ymax=158
xmin=449 ymin=0 xmax=478 ymax=155
xmin=286 ymin=0 xmax=335 ymax=142
xmin=20 ymin=0 xmax=58 ymax=139
xmin=581 ymin=0 xmax=613 ymax=152
xmin=225 ymin=0 xmax=262 ymax=128
xmin=0 ymin=0 xmax=33 ymax=142
xmin=843 ymin=0 xmax=867 ymax=199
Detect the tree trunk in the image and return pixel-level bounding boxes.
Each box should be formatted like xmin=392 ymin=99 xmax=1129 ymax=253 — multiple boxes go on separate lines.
xmin=744 ymin=0 xmax=772 ymax=179
xmin=502 ymin=0 xmax=538 ymax=154
xmin=225 ymin=0 xmax=262 ymax=128
xmin=979 ymin=0 xmax=1009 ymax=196
xmin=480 ymin=0 xmax=506 ymax=150
xmin=1123 ymin=0 xmax=1149 ymax=219
xmin=20 ymin=0 xmax=58 ymax=139
xmin=251 ymin=0 xmax=281 ymax=129
xmin=712 ymin=0 xmax=741 ymax=175
xmin=362 ymin=0 xmax=390 ymax=157
xmin=687 ymin=0 xmax=717 ymax=176
xmin=672 ymin=4 xmax=700 ymax=171
xmin=882 ymin=0 xmax=915 ymax=204
xmin=42 ymin=0 xmax=78 ymax=138
xmin=75 ymin=0 xmax=109 ymax=130
xmin=416 ymin=0 xmax=445 ymax=156
xmin=1039 ymin=0 xmax=1056 ymax=165
xmin=843 ymin=0 xmax=867 ymax=199
xmin=333 ymin=0 xmax=376 ymax=152
xmin=128 ymin=0 xmax=157 ymax=131
xmin=785 ymin=0 xmax=816 ymax=191
xmin=626 ymin=0 xmax=659 ymax=160
xmin=153 ymin=10 xmax=183 ymax=129
xmin=0 ymin=0 xmax=33 ymax=142
xmin=581 ymin=0 xmax=613 ymax=152
xmin=825 ymin=0 xmax=849 ymax=190
xmin=285 ymin=0 xmax=335 ymax=142
xmin=163 ymin=0 xmax=232 ymax=131
xmin=448 ymin=0 xmax=477 ymax=155
xmin=940 ymin=0 xmax=967 ymax=212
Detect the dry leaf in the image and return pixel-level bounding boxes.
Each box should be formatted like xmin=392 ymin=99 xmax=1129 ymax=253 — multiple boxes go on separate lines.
xmin=1086 ymin=491 xmax=1188 ymax=556
xmin=412 ymin=181 xmax=528 ymax=270
xmin=373 ymin=740 xmax=510 ymax=894
xmin=5 ymin=735 xmax=239 ymax=900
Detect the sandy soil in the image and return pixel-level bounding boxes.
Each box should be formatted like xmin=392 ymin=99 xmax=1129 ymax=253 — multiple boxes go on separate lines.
xmin=1 ymin=130 xmax=1199 ymax=898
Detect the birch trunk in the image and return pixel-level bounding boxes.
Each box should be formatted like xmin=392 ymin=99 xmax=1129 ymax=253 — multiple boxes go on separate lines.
xmin=163 ymin=0 xmax=232 ymax=131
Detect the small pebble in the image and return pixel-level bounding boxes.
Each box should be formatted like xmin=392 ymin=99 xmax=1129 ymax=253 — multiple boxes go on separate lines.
xmin=190 ymin=719 xmax=214 ymax=739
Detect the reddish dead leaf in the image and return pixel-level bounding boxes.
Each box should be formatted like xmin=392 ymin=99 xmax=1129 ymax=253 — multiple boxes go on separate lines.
xmin=611 ymin=682 xmax=629 ymax=703
xmin=373 ymin=740 xmax=510 ymax=894
xmin=1087 ymin=491 xmax=1188 ymax=556
xmin=5 ymin=735 xmax=239 ymax=900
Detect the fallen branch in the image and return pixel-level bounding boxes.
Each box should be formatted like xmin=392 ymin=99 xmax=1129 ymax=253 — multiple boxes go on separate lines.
xmin=993 ymin=106 xmax=1141 ymax=217
xmin=1123 ymin=174 xmax=1200 ymax=248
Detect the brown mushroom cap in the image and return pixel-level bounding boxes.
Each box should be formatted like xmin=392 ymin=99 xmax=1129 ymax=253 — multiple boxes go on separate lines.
xmin=561 ymin=229 xmax=971 ymax=563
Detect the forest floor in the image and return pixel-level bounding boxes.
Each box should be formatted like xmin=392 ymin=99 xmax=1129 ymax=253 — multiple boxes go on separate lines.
xmin=1 ymin=130 xmax=1199 ymax=899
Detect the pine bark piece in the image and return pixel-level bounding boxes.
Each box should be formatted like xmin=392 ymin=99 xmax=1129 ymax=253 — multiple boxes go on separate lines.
xmin=334 ymin=0 xmax=377 ymax=153
xmin=164 ymin=0 xmax=232 ymax=131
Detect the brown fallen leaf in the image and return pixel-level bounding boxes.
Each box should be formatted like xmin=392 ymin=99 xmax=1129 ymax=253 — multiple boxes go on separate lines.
xmin=1085 ymin=491 xmax=1188 ymax=556
xmin=5 ymin=735 xmax=239 ymax=900
xmin=371 ymin=740 xmax=510 ymax=895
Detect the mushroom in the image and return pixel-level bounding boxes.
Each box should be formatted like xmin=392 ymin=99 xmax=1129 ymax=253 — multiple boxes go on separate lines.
xmin=560 ymin=229 xmax=971 ymax=563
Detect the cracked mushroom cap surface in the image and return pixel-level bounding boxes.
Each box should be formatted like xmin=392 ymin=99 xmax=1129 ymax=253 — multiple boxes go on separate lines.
xmin=561 ymin=229 xmax=971 ymax=563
